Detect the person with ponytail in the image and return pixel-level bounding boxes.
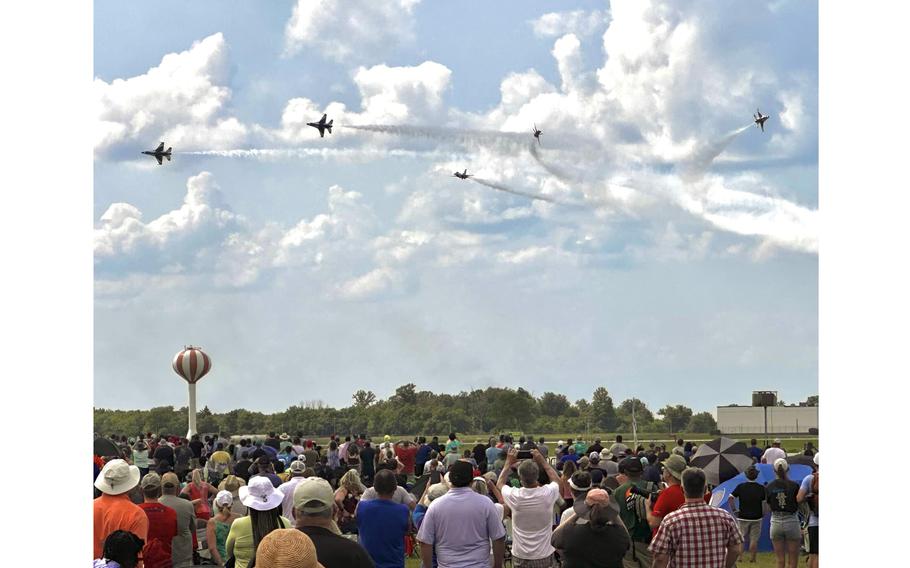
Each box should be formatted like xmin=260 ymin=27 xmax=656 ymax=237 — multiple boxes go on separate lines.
xmin=206 ymin=490 xmax=241 ymax=566
xmin=766 ymin=458 xmax=802 ymax=568
xmin=225 ymin=477 xmax=290 ymax=568
xmin=552 ymin=488 xmax=630 ymax=567
xmin=94 ymin=530 xmax=145 ymax=568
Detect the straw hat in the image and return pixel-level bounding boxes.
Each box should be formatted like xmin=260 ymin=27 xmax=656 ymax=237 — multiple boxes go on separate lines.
xmin=94 ymin=459 xmax=140 ymax=495
xmin=255 ymin=529 xmax=325 ymax=568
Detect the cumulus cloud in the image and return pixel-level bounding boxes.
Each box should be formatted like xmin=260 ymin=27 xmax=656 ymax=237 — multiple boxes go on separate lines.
xmin=95 ymin=33 xmax=248 ymax=158
xmin=284 ymin=0 xmax=421 ymax=62
xmin=531 ymin=9 xmax=610 ymax=38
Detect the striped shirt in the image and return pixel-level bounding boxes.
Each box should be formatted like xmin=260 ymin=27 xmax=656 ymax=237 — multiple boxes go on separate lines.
xmin=649 ymin=502 xmax=742 ymax=568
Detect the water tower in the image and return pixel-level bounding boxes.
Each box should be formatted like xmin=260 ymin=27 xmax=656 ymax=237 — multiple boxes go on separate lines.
xmin=172 ymin=346 xmax=212 ymax=439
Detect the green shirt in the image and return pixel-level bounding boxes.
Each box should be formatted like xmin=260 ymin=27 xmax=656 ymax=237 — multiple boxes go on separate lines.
xmin=612 ymin=479 xmax=654 ymax=543
xmin=574 ymin=442 xmax=588 ymax=455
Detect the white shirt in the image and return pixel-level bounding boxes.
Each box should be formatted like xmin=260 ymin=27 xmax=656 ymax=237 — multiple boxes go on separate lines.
xmin=761 ymin=447 xmax=787 ymax=464
xmin=278 ymin=476 xmax=306 ymax=520
xmin=501 ymin=481 xmax=560 ymax=560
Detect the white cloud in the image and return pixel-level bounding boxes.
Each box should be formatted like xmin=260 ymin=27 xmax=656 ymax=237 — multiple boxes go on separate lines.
xmin=95 ymin=33 xmax=248 ymax=158
xmin=531 ymin=9 xmax=610 ymax=38
xmin=284 ymin=0 xmax=421 ymax=62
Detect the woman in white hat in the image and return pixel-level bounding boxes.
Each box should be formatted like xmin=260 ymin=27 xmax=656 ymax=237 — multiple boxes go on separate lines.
xmin=225 ymin=476 xmax=291 ymax=568
xmin=206 ymin=490 xmax=241 ymax=566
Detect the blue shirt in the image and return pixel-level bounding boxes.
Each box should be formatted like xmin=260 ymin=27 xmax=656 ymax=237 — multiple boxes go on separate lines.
xmin=749 ymin=446 xmax=763 ymax=461
xmin=485 ymin=446 xmax=501 ymax=465
xmin=416 ymin=444 xmax=432 ymax=464
xmin=560 ymin=453 xmax=579 ymax=464
xmin=417 ymin=487 xmax=506 ymax=568
xmin=356 ymin=498 xmax=409 ymax=568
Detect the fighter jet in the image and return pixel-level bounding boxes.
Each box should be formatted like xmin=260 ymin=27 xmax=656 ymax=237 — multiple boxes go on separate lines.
xmin=307 ymin=114 xmax=334 ymax=138
xmin=753 ymin=109 xmax=770 ymax=132
xmin=141 ymin=142 xmax=172 ymax=165
xmin=453 ymin=169 xmax=472 ymax=180
xmin=532 ymin=124 xmax=542 ymax=145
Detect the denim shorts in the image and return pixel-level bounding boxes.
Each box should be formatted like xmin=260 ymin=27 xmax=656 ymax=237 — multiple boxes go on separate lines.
xmin=770 ymin=513 xmax=802 ymax=541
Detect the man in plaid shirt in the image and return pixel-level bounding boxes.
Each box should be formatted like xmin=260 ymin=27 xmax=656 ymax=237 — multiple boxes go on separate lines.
xmin=649 ymin=467 xmax=742 ymax=568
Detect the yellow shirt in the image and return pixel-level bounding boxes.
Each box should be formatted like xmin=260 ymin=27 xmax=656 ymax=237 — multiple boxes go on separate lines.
xmin=224 ymin=514 xmax=292 ymax=568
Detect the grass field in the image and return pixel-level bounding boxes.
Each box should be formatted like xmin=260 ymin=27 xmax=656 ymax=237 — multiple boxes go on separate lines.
xmin=404 ymin=552 xmax=789 ymax=567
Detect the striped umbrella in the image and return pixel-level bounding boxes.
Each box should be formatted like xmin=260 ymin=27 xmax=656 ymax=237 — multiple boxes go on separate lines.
xmin=689 ymin=437 xmax=753 ymax=486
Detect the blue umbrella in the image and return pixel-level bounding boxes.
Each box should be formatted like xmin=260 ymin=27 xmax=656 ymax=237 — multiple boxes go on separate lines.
xmin=711 ymin=463 xmax=812 ymax=552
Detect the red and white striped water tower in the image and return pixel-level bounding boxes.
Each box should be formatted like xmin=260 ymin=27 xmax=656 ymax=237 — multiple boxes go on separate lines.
xmin=172 ymin=346 xmax=212 ymax=439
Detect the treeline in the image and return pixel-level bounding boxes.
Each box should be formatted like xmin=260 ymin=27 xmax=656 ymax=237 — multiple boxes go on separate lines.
xmin=94 ymin=384 xmax=721 ymax=437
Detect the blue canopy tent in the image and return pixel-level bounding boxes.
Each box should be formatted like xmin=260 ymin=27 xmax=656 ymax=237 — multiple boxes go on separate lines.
xmin=710 ymin=463 xmax=812 ymax=552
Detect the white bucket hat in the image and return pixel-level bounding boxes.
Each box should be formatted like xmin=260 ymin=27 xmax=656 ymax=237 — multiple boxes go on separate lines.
xmin=239 ymin=476 xmax=285 ymax=511
xmin=94 ymin=459 xmax=140 ymax=496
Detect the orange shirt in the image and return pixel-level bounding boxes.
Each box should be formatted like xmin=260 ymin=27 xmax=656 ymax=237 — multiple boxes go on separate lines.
xmin=93 ymin=493 xmax=149 ymax=559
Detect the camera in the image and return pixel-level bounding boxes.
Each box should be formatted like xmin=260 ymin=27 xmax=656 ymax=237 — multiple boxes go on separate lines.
xmin=629 ymin=484 xmax=661 ymax=506
xmin=516 ymin=450 xmax=533 ymax=459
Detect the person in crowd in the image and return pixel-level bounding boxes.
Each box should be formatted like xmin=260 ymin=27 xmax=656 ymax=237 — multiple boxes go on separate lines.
xmin=357 ymin=469 xmax=411 ymax=568
xmin=251 ymin=455 xmax=283 ymax=488
xmin=181 ymin=468 xmax=218 ymax=523
xmin=797 ymin=452 xmax=819 ymax=568
xmin=418 ymin=460 xmax=506 ymax=568
xmin=727 ymin=465 xmax=767 ymax=564
xmin=747 ymin=439 xmax=763 ymax=462
xmin=607 ymin=435 xmax=626 ymax=458
xmin=414 ymin=437 xmax=431 ymax=478
xmin=206 ymin=443 xmax=232 ymax=486
xmin=346 ymin=438 xmax=362 ymax=474
xmin=264 ymin=432 xmax=281 ymax=451
xmin=131 ymin=439 xmax=151 ymax=478
xmin=588 ymin=439 xmax=604 ymax=456
xmin=219 ymin=474 xmax=249 ymax=517
xmin=303 ymin=441 xmax=320 ymax=470
xmin=278 ymin=445 xmax=296 ymax=468
xmin=395 ymin=440 xmax=418 ymax=480
xmin=642 ymin=453 xmax=661 ymax=485
xmin=339 ymin=436 xmax=352 ymax=467
xmin=234 ymin=451 xmax=254 ymax=484
xmin=485 ymin=438 xmax=500 ymax=471
xmin=206 ymin=490 xmax=240 ymax=567
xmin=423 ymin=453 xmax=446 ymax=476
xmin=187 ymin=434 xmax=204 ymax=471
xmin=472 ymin=440 xmax=488 ymax=473
xmin=559 ymin=471 xmax=591 ymax=525
xmin=537 ymin=437 xmax=548 ymax=459
xmin=291 ymin=437 xmax=305 ymax=456
xmin=649 ymin=467 xmax=742 ymax=568
xmin=671 ymin=439 xmax=685 ymax=458
xmin=159 ymin=472 xmax=196 ymax=568
xmin=94 ymin=530 xmax=145 ymax=568
xmin=573 ymin=439 xmax=588 ymax=456
xmin=359 ymin=441 xmax=377 ymax=484
xmin=326 ymin=440 xmax=342 ymax=484
xmin=471 ymin=476 xmax=506 ymax=522
xmin=646 ymin=454 xmax=692 ymax=535
xmin=599 ymin=449 xmax=619 ymax=476
xmin=413 ymin=482 xmax=449 ymax=530
xmin=254 ymin=528 xmax=325 ymax=568
xmin=293 ymin=476 xmax=376 ymax=568
xmin=359 ymin=470 xmax=417 ymax=512
xmin=766 ymin=458 xmax=802 ymax=568
xmin=560 ymin=445 xmax=579 ymax=466
xmin=497 ymin=448 xmax=562 ymax=568
xmin=761 ymin=439 xmax=787 ymax=465
xmin=584 ymin=453 xmax=603 ymax=485
xmin=94 ymin=459 xmax=149 ymax=561
xmin=154 ymin=440 xmax=176 ymax=474
xmin=551 ymin=488 xmax=630 ymax=568
xmin=611 ymin=457 xmax=658 ymax=568
xmin=174 ymin=439 xmax=194 ymax=482
xmin=335 ymin=468 xmax=367 ymax=534
xmin=445 ymin=432 xmax=462 ymax=454
xmin=559 ymin=460 xmax=578 ymax=509
xmin=278 ymin=459 xmax=309 ymax=520
xmin=225 ymin=476 xmax=291 ymax=568
xmin=234 ymin=439 xmax=249 ymax=462
xmin=803 ymin=442 xmax=817 ymax=457
xmin=137 ymin=473 xmax=178 ymax=568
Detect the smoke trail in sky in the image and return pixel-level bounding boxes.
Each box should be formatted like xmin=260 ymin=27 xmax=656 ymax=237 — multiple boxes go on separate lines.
xmin=345 ymin=124 xmax=530 ymax=155
xmin=470 ymin=177 xmax=558 ymax=203
xmin=679 ymin=123 xmax=754 ymax=181
xmin=529 ymin=141 xmax=577 ymax=182
xmin=179 ymin=148 xmax=454 ymax=160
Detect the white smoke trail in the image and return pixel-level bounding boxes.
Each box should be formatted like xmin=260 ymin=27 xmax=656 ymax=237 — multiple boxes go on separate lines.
xmin=344 ymin=124 xmax=530 ymax=155
xmin=178 ymin=148 xmax=455 ymax=160
xmin=679 ymin=123 xmax=754 ymax=181
xmin=529 ymin=141 xmax=577 ymax=182
xmin=470 ymin=177 xmax=559 ymax=203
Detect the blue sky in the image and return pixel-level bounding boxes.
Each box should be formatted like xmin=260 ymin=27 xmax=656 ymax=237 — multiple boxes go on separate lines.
xmin=93 ymin=0 xmax=818 ymax=415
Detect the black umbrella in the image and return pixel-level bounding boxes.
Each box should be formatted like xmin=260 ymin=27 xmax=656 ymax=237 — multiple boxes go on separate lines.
xmin=786 ymin=454 xmax=816 ymax=468
xmin=689 ymin=437 xmax=753 ymax=486
xmin=94 ymin=437 xmax=121 ymax=458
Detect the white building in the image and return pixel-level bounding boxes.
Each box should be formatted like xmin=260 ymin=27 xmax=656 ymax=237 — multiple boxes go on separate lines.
xmin=716 ymin=405 xmax=818 ymax=435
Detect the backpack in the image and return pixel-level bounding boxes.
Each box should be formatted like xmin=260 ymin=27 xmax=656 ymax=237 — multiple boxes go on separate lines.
xmin=622 ymin=481 xmax=657 ymax=543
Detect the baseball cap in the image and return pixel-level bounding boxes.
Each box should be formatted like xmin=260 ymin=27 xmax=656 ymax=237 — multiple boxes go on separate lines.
xmin=214 ymin=490 xmax=234 ymax=508
xmin=588 ymin=452 xmax=601 ymax=461
xmin=773 ymin=438 xmax=782 ymax=445
xmin=293 ymin=477 xmax=335 ymax=514
xmin=773 ymin=457 xmax=789 ymax=472
xmin=449 ymin=460 xmax=474 ymax=486
xmin=289 ymin=460 xmax=306 ymax=474
xmin=161 ymin=472 xmax=181 ymax=489
xmin=427 ymin=483 xmax=449 ymax=501
xmin=619 ymin=456 xmax=643 ymax=474
xmin=140 ymin=472 xmax=162 ymax=489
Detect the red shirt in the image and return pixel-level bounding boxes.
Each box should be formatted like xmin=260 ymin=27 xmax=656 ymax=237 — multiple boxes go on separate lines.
xmin=651 ymin=484 xmax=711 ymax=538
xmin=138 ymin=502 xmax=178 ymax=568
xmin=649 ymin=502 xmax=742 ymax=568
xmin=396 ymin=445 xmax=418 ymax=472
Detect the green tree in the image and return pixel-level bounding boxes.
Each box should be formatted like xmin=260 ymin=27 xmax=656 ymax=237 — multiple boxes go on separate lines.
xmin=352 ymin=390 xmax=377 ymax=408
xmin=590 ymin=387 xmax=618 ymax=431
xmin=658 ymin=404 xmax=693 ymax=432
xmin=391 ymin=383 xmax=418 ymax=405
xmin=616 ymin=398 xmax=655 ymax=431
xmin=805 ymin=395 xmax=818 ymax=406
xmin=686 ymin=411 xmax=717 ymax=433
xmin=539 ymin=392 xmax=571 ymax=416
